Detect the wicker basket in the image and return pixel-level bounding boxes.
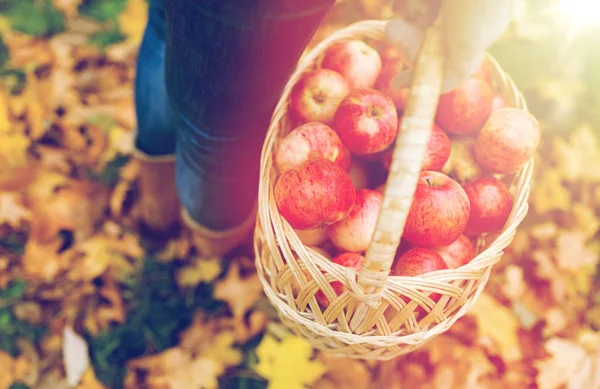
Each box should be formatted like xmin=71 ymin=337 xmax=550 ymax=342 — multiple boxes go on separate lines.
xmin=254 ymin=19 xmax=533 ymax=360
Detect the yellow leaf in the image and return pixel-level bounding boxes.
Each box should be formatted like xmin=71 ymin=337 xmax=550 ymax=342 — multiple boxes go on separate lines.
xmin=554 ymin=124 xmax=600 ymax=182
xmin=99 ymin=125 xmax=134 ymax=166
xmin=118 ymin=0 xmax=148 ymax=46
xmin=0 ymin=133 xmax=30 ymax=169
xmin=0 ymin=192 xmax=31 ymax=229
xmin=468 ymin=292 xmax=522 ymax=362
xmin=0 ymin=90 xmax=11 ymax=134
xmin=0 ymin=350 xmax=30 ymax=389
xmin=531 ymin=168 xmax=571 ymax=214
xmin=555 ymin=230 xmax=599 ymax=272
xmin=535 ymin=338 xmax=600 ymax=389
xmin=76 ymin=368 xmax=107 ymax=389
xmin=199 ymin=332 xmax=243 ymax=367
xmin=213 ymin=262 xmax=264 ymax=318
xmin=255 ymin=334 xmax=326 ymax=389
xmin=570 ymin=203 xmax=600 ymax=239
xmin=176 ymin=257 xmax=222 ymax=288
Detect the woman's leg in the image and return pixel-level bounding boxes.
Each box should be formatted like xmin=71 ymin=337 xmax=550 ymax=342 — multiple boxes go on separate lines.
xmin=163 ymin=0 xmax=336 ymax=233
xmin=133 ymin=0 xmax=180 ymax=232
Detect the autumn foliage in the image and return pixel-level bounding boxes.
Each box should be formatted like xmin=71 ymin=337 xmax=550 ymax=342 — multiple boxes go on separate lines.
xmin=0 ymin=1 xmax=599 ymax=389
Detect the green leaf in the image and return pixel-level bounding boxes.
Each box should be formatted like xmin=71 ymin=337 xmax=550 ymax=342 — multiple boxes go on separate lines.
xmin=5 ymin=0 xmax=65 ymax=37
xmin=89 ymin=29 xmax=126 ymax=49
xmin=0 ymin=279 xmax=26 ymax=299
xmin=78 ymin=0 xmax=127 ymax=22
xmin=85 ymin=257 xmax=226 ymax=389
xmin=0 ymin=34 xmax=9 ymax=70
xmin=8 ymin=383 xmax=29 ymax=389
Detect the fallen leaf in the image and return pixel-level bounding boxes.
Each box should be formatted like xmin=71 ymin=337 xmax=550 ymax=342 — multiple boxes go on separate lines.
xmin=52 ymin=0 xmax=82 ymax=19
xmin=22 ymin=236 xmax=66 ymax=281
xmin=214 ymin=262 xmax=264 ymax=318
xmin=0 ymin=350 xmax=30 ymax=389
xmin=254 ymin=334 xmax=326 ymax=389
xmin=315 ymin=352 xmax=371 ymax=389
xmin=501 ymin=265 xmax=526 ymax=301
xmin=63 ymin=325 xmax=90 ymax=387
xmin=118 ymin=0 xmax=148 ymax=46
xmin=555 ymin=230 xmax=599 ymax=272
xmin=531 ymin=168 xmax=571 ymax=214
xmin=554 ymin=124 xmax=600 ymax=182
xmin=468 ymin=292 xmax=522 ymax=362
xmin=84 ymin=278 xmax=125 ymax=335
xmin=0 ymin=132 xmax=31 ymax=169
xmin=0 ymin=90 xmax=11 ymax=134
xmin=0 ymin=192 xmax=31 ymax=229
xmin=535 ymin=337 xmax=600 ymax=389
xmin=176 ymin=257 xmax=222 ymax=288
xmin=75 ymin=368 xmax=108 ymax=389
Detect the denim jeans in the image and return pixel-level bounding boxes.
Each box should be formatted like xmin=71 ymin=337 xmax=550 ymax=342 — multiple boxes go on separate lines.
xmin=134 ymin=0 xmax=335 ymax=230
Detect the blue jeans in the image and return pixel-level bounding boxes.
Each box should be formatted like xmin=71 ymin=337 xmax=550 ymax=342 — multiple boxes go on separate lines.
xmin=134 ymin=0 xmax=334 ymax=230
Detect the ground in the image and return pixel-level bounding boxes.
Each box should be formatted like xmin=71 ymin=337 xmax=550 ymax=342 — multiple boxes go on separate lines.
xmin=0 ymin=0 xmax=599 ymax=389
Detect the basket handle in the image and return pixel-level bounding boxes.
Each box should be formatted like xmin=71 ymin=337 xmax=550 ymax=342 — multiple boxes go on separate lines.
xmin=354 ymin=21 xmax=445 ymax=306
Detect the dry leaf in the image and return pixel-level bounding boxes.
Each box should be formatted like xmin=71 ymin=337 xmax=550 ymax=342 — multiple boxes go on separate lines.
xmin=22 ymin=236 xmax=66 ymax=281
xmin=531 ymin=168 xmax=571 ymax=214
xmin=0 ymin=192 xmax=31 ymax=229
xmin=535 ymin=337 xmax=600 ymax=389
xmin=75 ymin=368 xmax=108 ymax=389
xmin=553 ymin=124 xmax=600 ymax=182
xmin=213 ymin=262 xmax=264 ymax=318
xmin=0 ymin=132 xmax=31 ymax=169
xmin=555 ymin=230 xmax=599 ymax=272
xmin=0 ymin=350 xmax=30 ymax=389
xmin=254 ymin=334 xmax=326 ymax=389
xmin=176 ymin=257 xmax=222 ymax=288
xmin=118 ymin=0 xmax=148 ymax=46
xmin=316 ymin=353 xmax=370 ymax=389
xmin=468 ymin=292 xmax=522 ymax=362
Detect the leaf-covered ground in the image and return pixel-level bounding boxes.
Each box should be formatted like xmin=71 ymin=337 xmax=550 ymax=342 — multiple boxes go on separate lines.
xmin=0 ymin=1 xmax=599 ymax=388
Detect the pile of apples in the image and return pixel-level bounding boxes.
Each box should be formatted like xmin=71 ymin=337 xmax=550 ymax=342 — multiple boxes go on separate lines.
xmin=273 ymin=39 xmax=540 ymax=307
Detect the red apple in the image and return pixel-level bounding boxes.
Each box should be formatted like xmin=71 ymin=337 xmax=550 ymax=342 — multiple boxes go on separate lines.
xmin=333 ymin=88 xmax=398 ymax=155
xmin=348 ymin=158 xmax=370 ymax=190
xmin=474 ymin=107 xmax=541 ymax=174
xmin=340 ymin=147 xmax=352 ymax=171
xmin=375 ymin=47 xmax=405 ymax=91
xmin=435 ymin=77 xmax=493 ymax=135
xmin=462 ymin=177 xmax=513 ymax=236
xmin=295 ymin=227 xmax=329 ymax=246
xmin=290 ymin=68 xmax=350 ymax=124
xmin=491 ymin=93 xmax=508 ymax=111
xmin=432 ymin=235 xmax=475 ymax=269
xmin=403 ymin=171 xmax=470 ymax=247
xmin=390 ymin=248 xmax=448 ymax=312
xmin=316 ymin=252 xmax=365 ymax=307
xmin=275 ymin=158 xmax=356 ymax=229
xmin=274 ymin=122 xmax=345 ymax=173
xmin=381 ymin=122 xmax=450 ymax=172
xmin=327 ymin=189 xmax=382 ymax=252
xmin=391 ymin=248 xmax=448 ymax=277
xmin=321 ymin=40 xmax=382 ymax=89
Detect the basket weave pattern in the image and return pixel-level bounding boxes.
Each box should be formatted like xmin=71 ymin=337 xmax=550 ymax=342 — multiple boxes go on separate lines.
xmin=254 ymin=20 xmax=533 ymax=360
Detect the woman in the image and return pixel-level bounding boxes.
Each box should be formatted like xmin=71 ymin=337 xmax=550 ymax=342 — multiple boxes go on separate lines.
xmin=133 ymin=0 xmax=514 ymax=256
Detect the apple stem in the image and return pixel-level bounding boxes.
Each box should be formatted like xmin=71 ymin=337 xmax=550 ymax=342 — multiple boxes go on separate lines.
xmin=425 ymin=178 xmax=432 ymax=186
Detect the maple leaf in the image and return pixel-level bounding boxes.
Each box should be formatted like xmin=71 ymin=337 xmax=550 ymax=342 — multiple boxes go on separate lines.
xmin=176 ymin=257 xmax=222 ymax=288
xmin=213 ymin=262 xmax=264 ymax=318
xmin=468 ymin=292 xmax=522 ymax=362
xmin=254 ymin=334 xmax=326 ymax=389
xmin=0 ymin=132 xmax=31 ymax=169
xmin=0 ymin=350 xmax=30 ymax=389
xmin=555 ymin=230 xmax=599 ymax=272
xmin=535 ymin=337 xmax=600 ymax=389
xmin=0 ymin=192 xmax=31 ymax=229
xmin=117 ymin=0 xmax=147 ymax=46
xmin=75 ymin=368 xmax=108 ymax=389
xmin=0 ymin=90 xmax=11 ymax=134
xmin=531 ymin=168 xmax=571 ymax=215
xmin=553 ymin=125 xmax=600 ymax=182
xmin=315 ymin=353 xmax=371 ymax=389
